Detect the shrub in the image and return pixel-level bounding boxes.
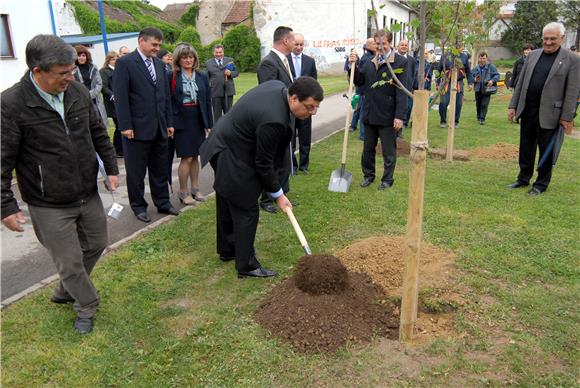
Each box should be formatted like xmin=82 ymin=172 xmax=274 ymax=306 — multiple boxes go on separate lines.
xmin=180 ymin=4 xmax=199 ymax=27
xmin=178 ymin=27 xmax=202 ymax=50
xmin=222 ymin=25 xmax=261 ymax=72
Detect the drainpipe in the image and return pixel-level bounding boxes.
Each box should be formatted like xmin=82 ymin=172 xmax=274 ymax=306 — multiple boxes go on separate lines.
xmin=48 ymin=0 xmax=58 ymax=36
xmin=98 ymin=0 xmax=109 ymax=54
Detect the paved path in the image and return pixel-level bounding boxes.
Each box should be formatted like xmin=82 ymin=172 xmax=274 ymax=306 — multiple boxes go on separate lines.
xmin=1 ymin=92 xmax=348 ymax=305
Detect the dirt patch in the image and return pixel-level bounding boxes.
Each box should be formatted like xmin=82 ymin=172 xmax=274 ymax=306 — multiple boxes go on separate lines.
xmin=429 ymin=143 xmax=519 ymax=161
xmin=428 ymin=148 xmax=470 ymax=161
xmin=470 ymin=142 xmax=519 ymax=160
xmin=335 ymin=236 xmax=455 ymax=296
xmin=256 ymin=255 xmax=399 ymax=353
xmin=294 ymin=254 xmax=349 ymax=295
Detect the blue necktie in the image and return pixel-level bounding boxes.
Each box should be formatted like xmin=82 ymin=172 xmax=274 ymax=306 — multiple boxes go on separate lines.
xmin=145 ymin=58 xmax=156 ymax=83
xmin=293 ymin=55 xmax=301 ymax=77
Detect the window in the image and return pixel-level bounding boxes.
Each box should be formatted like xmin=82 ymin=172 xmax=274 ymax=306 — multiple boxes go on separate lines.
xmin=1 ymin=14 xmax=15 ymax=58
xmin=383 ymin=16 xmax=387 ymax=29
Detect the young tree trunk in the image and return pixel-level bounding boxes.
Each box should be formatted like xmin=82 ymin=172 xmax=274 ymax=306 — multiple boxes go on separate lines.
xmin=445 ymin=67 xmax=458 ymax=161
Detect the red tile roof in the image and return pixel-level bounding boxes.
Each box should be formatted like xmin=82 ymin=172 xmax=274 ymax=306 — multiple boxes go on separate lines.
xmin=223 ymin=1 xmax=251 ymax=24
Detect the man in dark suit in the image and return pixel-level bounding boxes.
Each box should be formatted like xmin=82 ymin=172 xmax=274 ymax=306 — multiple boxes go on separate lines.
xmin=205 ymin=44 xmax=238 ymax=122
xmin=288 ymin=33 xmax=318 ymax=173
xmin=200 ymin=77 xmax=323 ymax=278
xmin=396 ymin=39 xmax=415 ymax=129
xmin=507 ymin=22 xmax=580 ymax=195
xmin=348 ymin=29 xmax=408 ymax=191
xmin=256 ymin=26 xmax=295 ymax=213
xmin=113 ymin=27 xmax=178 ymax=223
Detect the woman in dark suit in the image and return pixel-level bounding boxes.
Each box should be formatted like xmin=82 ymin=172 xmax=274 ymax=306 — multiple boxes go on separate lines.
xmin=100 ymin=51 xmax=122 ymax=157
xmin=169 ymin=43 xmax=213 ymax=205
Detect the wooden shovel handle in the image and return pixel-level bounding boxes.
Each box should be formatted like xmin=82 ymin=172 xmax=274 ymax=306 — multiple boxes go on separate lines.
xmin=284 ymin=207 xmax=311 ymax=254
xmin=341 ymin=61 xmax=356 ymax=165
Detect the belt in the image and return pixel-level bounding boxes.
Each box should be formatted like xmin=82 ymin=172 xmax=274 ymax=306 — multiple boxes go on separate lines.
xmin=183 ymin=102 xmax=199 ymax=106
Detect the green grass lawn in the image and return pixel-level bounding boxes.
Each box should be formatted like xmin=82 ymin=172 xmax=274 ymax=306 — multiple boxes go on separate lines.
xmin=4 ymin=92 xmax=579 ymax=386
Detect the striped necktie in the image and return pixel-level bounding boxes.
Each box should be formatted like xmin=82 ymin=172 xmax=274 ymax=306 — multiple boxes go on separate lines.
xmin=145 ymin=58 xmax=156 ymax=83
xmin=283 ymin=57 xmax=293 ymax=81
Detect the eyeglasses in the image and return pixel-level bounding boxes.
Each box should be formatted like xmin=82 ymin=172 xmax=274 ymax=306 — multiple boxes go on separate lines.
xmin=48 ymin=66 xmax=76 ymax=80
xmin=301 ymin=101 xmax=319 ymax=113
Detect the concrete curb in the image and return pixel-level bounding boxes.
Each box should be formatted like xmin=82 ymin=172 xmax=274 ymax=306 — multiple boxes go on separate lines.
xmin=1 ymin=124 xmax=345 ymax=309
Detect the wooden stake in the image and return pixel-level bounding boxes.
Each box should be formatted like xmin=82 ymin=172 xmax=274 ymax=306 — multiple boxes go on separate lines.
xmin=399 ymin=90 xmax=429 ymax=342
xmin=445 ymin=67 xmax=458 ymax=161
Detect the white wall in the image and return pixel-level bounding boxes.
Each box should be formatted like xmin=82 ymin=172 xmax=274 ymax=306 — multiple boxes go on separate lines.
xmin=53 ymin=0 xmax=82 ymax=36
xmin=254 ymin=0 xmax=368 ymax=75
xmin=374 ymin=0 xmax=416 ymax=48
xmin=87 ymin=36 xmax=139 ymax=68
xmin=0 ymin=0 xmax=54 ymax=91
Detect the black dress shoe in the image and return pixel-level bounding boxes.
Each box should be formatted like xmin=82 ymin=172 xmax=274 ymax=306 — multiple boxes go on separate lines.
xmin=158 ymin=206 xmax=180 ymax=216
xmin=51 ymin=295 xmax=74 ymax=304
xmin=506 ymin=181 xmax=529 ymax=189
xmin=377 ymin=181 xmax=392 ymax=190
xmin=260 ymin=202 xmax=278 ymax=213
xmin=74 ymin=317 xmax=94 ymax=334
xmin=360 ymin=178 xmax=374 ymax=188
xmin=135 ymin=212 xmax=151 ymax=223
xmin=299 ymin=169 xmax=309 ymax=174
xmin=528 ymin=187 xmax=544 ymax=196
xmin=219 ymin=255 xmax=235 ymax=262
xmin=237 ymin=267 xmax=278 ymax=278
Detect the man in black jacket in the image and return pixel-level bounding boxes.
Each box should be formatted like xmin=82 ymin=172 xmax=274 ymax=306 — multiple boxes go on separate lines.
xmin=509 ymin=43 xmax=534 ymax=90
xmin=348 ymin=29 xmax=408 ymax=190
xmin=200 ymin=77 xmax=323 ymax=278
xmin=1 ymin=35 xmax=119 ymax=334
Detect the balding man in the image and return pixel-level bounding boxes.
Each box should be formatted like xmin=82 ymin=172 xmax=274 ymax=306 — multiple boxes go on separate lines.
xmin=507 ymin=22 xmax=580 ymax=195
xmin=287 ymin=33 xmax=317 ymax=173
xmin=397 ymin=39 xmax=415 ymax=128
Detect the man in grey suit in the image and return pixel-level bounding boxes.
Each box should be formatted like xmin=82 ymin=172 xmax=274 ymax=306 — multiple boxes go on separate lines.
xmin=288 ymin=33 xmax=317 ymax=173
xmin=205 ymin=44 xmax=238 ymax=122
xmin=256 ymin=26 xmax=295 ymax=213
xmin=507 ymin=22 xmax=580 ymax=195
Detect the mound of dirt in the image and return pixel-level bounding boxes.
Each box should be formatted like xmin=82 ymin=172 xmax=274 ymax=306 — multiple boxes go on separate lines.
xmin=294 ymin=254 xmax=349 ymax=295
xmin=470 ymin=142 xmax=519 ymax=160
xmin=335 ymin=236 xmax=455 ymax=295
xmin=256 ymin=268 xmax=398 ymax=353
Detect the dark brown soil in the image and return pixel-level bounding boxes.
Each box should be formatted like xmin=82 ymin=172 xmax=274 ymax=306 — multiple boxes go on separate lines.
xmin=294 ymin=254 xmax=349 ymax=295
xmin=255 ymin=256 xmax=399 ymax=353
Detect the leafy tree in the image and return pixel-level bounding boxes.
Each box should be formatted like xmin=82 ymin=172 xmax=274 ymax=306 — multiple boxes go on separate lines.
xmin=222 ymin=25 xmax=261 ymax=72
xmin=178 ymin=26 xmax=202 ymax=51
xmin=180 ymin=4 xmax=200 ymax=27
xmin=501 ymin=1 xmax=559 ymax=52
xmin=559 ymin=0 xmax=580 ymax=48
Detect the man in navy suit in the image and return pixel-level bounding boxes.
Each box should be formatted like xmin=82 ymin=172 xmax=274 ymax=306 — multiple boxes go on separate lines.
xmin=288 ymin=33 xmax=318 ymax=173
xmin=256 ymin=26 xmax=295 ymax=214
xmin=113 ymin=27 xmax=178 ymax=223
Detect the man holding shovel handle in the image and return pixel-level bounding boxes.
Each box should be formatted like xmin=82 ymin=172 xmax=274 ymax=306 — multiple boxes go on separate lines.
xmin=200 ymin=77 xmax=324 ymax=278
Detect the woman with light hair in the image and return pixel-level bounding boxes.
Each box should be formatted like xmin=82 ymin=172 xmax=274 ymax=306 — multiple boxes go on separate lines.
xmin=168 ymin=43 xmax=213 ymax=205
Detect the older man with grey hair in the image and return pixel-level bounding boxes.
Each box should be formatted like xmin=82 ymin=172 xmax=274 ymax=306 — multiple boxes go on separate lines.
xmin=1 ymin=35 xmax=119 ymax=334
xmin=507 ymin=22 xmax=580 ymax=195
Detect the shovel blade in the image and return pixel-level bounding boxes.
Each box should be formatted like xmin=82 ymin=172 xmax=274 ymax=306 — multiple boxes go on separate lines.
xmin=328 ymin=168 xmax=352 ymax=192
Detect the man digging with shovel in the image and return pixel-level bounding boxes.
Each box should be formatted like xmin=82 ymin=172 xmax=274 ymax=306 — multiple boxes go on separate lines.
xmin=200 ymin=77 xmax=323 ymax=278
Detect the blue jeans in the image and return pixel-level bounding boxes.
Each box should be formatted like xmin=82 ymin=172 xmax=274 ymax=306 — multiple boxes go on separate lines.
xmin=439 ymin=80 xmax=464 ymax=124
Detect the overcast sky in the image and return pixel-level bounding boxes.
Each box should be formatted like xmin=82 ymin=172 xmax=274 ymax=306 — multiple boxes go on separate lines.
xmin=148 ymin=0 xmax=191 ymax=11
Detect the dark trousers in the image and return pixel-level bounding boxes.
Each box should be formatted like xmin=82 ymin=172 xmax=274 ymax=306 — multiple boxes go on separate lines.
xmin=111 ymin=117 xmax=123 ymax=156
xmin=212 ymin=96 xmax=233 ymax=123
xmin=28 ymin=193 xmax=106 ymax=318
xmin=517 ymin=105 xmax=556 ymax=191
xmin=215 ymin=192 xmax=261 ymax=273
xmin=404 ymin=95 xmax=413 ymax=126
xmin=123 ymin=129 xmax=172 ymax=214
xmin=350 ymin=95 xmax=361 ymax=129
xmin=439 ymin=80 xmax=464 ymax=124
xmin=167 ymin=136 xmax=175 ymax=189
xmin=361 ymin=124 xmax=398 ymax=184
xmin=291 ymin=117 xmax=312 ymax=171
xmin=475 ymin=92 xmax=491 ymax=121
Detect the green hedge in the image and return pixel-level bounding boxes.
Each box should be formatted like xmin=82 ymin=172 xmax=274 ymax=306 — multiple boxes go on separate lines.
xmin=69 ymin=0 xmax=181 ymax=43
xmin=222 ymin=25 xmax=261 ymax=72
xmin=180 ymin=4 xmax=200 ymax=27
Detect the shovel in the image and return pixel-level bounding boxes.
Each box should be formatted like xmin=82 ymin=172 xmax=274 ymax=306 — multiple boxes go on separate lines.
xmin=328 ymin=60 xmax=356 ymax=192
xmin=284 ymin=207 xmax=312 ymax=255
